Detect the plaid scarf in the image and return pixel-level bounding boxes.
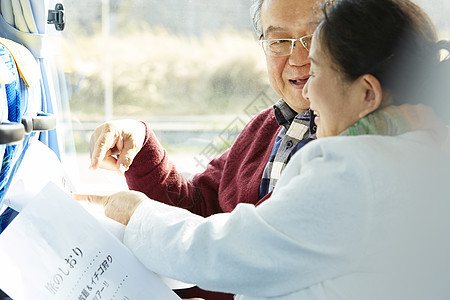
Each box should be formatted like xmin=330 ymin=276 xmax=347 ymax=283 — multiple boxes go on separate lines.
xmin=259 ymin=100 xmax=316 ymax=199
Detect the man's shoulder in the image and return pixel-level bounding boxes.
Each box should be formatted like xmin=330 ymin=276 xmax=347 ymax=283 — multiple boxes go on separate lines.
xmin=245 ymin=106 xmax=278 ymax=128
xmin=230 ymin=106 xmax=280 ymax=150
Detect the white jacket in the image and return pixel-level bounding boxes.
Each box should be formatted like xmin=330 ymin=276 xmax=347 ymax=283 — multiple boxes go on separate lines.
xmin=124 ymin=131 xmax=450 ymax=300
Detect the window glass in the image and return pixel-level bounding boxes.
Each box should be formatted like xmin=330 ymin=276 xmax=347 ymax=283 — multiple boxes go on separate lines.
xmin=61 ymin=0 xmax=279 ymax=191
xmin=60 ymin=0 xmax=449 ymax=191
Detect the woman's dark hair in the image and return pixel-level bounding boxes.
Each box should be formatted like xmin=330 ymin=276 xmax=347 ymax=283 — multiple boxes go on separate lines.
xmin=317 ymin=0 xmax=450 ymax=121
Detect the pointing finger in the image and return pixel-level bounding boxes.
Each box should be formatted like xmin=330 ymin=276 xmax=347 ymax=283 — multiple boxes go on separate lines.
xmin=72 ymin=194 xmax=108 ymax=206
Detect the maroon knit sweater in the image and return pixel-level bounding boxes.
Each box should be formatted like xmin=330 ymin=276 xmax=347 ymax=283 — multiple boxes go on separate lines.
xmin=125 ymin=107 xmax=281 ymax=299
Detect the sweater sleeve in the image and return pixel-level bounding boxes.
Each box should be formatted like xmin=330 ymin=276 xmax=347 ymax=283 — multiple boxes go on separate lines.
xmin=124 ymin=122 xmax=224 ymax=217
xmin=123 ymin=139 xmax=373 ymax=298
xmin=124 ymin=108 xmax=279 ymax=217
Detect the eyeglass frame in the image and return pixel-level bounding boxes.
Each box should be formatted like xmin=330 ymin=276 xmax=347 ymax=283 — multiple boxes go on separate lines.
xmin=259 ymin=34 xmax=314 ymax=56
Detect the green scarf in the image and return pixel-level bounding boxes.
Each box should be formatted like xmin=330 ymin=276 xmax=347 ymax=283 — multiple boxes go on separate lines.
xmin=340 ymin=105 xmax=419 ymax=137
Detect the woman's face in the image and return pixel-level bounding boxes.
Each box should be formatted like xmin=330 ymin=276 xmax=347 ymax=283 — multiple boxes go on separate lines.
xmin=302 ymin=34 xmax=378 ymax=138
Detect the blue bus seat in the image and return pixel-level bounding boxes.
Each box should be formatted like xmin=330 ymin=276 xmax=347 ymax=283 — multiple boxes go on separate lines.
xmin=0 ymin=39 xmax=54 ymax=234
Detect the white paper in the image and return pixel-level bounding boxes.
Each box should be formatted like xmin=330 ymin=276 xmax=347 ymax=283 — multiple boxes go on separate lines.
xmin=3 ymin=138 xmax=76 ymax=212
xmin=0 ymin=182 xmax=180 ymax=300
xmin=2 ymin=139 xmax=194 ymax=291
xmin=78 ymin=202 xmax=195 ymax=290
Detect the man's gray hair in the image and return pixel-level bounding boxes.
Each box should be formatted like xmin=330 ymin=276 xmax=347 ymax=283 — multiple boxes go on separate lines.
xmin=250 ymin=0 xmax=264 ymax=38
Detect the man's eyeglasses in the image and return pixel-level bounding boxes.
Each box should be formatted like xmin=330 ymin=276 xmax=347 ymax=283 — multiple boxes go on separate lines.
xmin=260 ymin=34 xmax=314 ymax=56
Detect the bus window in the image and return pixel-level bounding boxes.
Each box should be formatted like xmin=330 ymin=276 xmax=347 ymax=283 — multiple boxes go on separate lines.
xmin=62 ymin=0 xmax=276 ymax=192
xmin=61 ymin=0 xmax=449 ymax=192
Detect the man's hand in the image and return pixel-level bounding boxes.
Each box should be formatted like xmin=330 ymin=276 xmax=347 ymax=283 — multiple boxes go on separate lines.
xmin=73 ymin=190 xmax=147 ymax=225
xmin=89 ymin=119 xmax=146 ymax=174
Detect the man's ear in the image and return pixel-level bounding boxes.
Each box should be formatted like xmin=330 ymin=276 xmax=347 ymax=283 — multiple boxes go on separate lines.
xmin=358 ymin=74 xmax=383 ymax=118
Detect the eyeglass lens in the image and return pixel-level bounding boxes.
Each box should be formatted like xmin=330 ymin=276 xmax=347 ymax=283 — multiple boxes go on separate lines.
xmin=263 ymin=35 xmax=313 ymax=56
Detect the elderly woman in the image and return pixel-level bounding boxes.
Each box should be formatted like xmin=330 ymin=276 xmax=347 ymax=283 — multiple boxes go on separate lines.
xmin=75 ymin=0 xmax=450 ymax=299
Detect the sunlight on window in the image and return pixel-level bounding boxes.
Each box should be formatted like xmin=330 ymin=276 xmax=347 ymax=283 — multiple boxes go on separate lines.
xmin=59 ymin=0 xmax=450 ymax=191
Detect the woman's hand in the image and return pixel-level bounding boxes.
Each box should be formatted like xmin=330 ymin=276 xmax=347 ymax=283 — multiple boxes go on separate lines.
xmin=72 ymin=190 xmax=147 ymax=225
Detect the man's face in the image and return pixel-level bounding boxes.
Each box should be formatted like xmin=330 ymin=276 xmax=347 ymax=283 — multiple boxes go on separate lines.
xmin=260 ymin=0 xmax=319 ymax=113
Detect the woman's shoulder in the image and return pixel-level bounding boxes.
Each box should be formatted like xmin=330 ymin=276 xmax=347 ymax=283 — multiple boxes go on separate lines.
xmin=302 ymin=131 xmax=438 ymax=153
xmin=293 ymin=132 xmax=449 ymax=177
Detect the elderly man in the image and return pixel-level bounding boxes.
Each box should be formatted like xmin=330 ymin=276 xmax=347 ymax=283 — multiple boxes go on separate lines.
xmin=86 ymin=0 xmax=320 ymax=299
